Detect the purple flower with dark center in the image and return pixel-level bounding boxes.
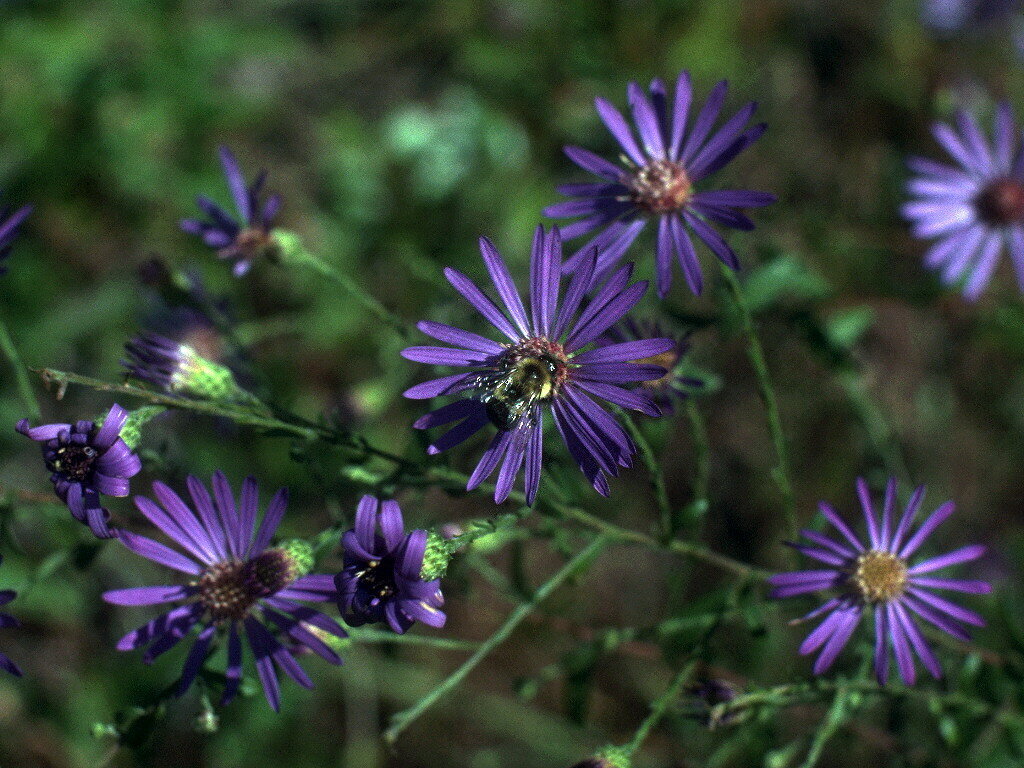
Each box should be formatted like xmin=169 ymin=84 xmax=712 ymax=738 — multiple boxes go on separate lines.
xmin=769 ymin=477 xmax=991 ymax=685
xmin=544 ymin=72 xmax=775 ymax=297
xmin=336 ymin=495 xmax=446 ymax=634
xmin=0 ymin=557 xmax=22 ymax=677
xmin=181 ymin=146 xmax=282 ymax=277
xmin=0 ymin=198 xmax=32 ymax=276
xmin=103 ymin=472 xmax=345 ymax=712
xmin=903 ymin=103 xmax=1024 ymax=299
xmin=16 ymin=404 xmax=142 ymax=539
xmin=598 ymin=319 xmax=701 ymax=415
xmin=402 ymin=225 xmax=672 ymax=503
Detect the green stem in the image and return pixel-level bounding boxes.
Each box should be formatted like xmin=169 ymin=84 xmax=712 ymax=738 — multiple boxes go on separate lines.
xmin=622 ymin=661 xmax=698 ymax=755
xmin=276 ymin=231 xmax=408 ymax=337
xmin=683 ymin=399 xmax=711 ymax=531
xmin=713 ymin=679 xmax=1024 ymax=729
xmin=383 ymin=536 xmax=609 ymax=744
xmin=836 ymin=369 xmax=912 ymax=484
xmin=798 ymin=687 xmax=853 ymax=768
xmin=346 ymin=627 xmax=480 ymax=651
xmin=0 ymin=314 xmax=40 ymax=420
xmin=619 ymin=411 xmax=672 ymax=540
xmin=721 ymin=265 xmax=797 ymax=540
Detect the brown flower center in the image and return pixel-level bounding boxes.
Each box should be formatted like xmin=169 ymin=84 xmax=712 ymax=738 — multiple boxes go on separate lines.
xmin=853 ymin=550 xmax=908 ymax=603
xmin=628 ymin=160 xmax=693 ymax=214
xmin=196 ymin=549 xmax=297 ymax=622
xmin=355 ymin=557 xmax=398 ymax=601
xmin=48 ymin=443 xmax=98 ymax=482
xmin=975 ymin=177 xmax=1024 ymax=225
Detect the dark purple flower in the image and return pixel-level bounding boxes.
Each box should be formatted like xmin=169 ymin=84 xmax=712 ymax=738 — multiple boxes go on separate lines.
xmin=402 ymin=226 xmax=673 ymax=503
xmin=103 ymin=472 xmax=345 ymax=712
xmin=544 ymin=73 xmax=775 ymax=297
xmin=0 ymin=198 xmax=32 ymax=276
xmin=769 ymin=477 xmax=991 ymax=685
xmin=922 ymin=0 xmax=1020 ymax=32
xmin=0 ymin=557 xmax=22 ymax=677
xmin=598 ymin=319 xmax=701 ymax=415
xmin=903 ymin=103 xmax=1024 ymax=299
xmin=180 ymin=146 xmax=281 ymax=277
xmin=16 ymin=404 xmax=142 ymax=539
xmin=336 ymin=495 xmax=446 ymax=634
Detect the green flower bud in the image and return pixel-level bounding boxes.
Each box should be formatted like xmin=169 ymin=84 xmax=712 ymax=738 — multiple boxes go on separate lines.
xmin=419 ymin=528 xmax=455 ymax=581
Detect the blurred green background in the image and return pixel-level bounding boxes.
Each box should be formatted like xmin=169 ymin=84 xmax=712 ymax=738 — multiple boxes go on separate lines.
xmin=3 ymin=0 xmax=1024 ymax=766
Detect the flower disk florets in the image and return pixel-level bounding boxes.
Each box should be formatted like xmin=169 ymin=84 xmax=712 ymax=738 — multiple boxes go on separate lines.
xmin=197 ymin=549 xmax=299 ymax=623
xmin=975 ymin=177 xmax=1024 ymax=225
xmin=853 ymin=550 xmax=909 ymax=603
xmin=628 ymin=159 xmax=693 ymax=214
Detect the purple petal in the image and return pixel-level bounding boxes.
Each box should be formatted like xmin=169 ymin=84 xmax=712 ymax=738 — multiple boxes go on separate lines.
xmin=479 ymin=237 xmax=530 ymax=336
xmin=898 ymin=501 xmax=955 ymax=559
xmin=403 ymin=373 xmax=474 ymax=400
xmin=573 ymin=338 xmax=674 ymax=365
xmin=104 ymin=585 xmax=190 ymax=606
xmin=909 ymin=544 xmax=986 ymax=575
xmin=595 ymin=97 xmax=646 ymax=166
xmin=116 ymin=530 xmax=201 ymax=575
xmin=668 ymin=71 xmax=693 ymax=160
xmin=379 ymin=500 xmax=405 ymax=553
xmin=680 ymin=80 xmax=728 ymax=164
xmin=444 ymin=267 xmax=521 ymax=342
xmin=628 ymin=81 xmax=666 ymax=159
xmin=563 ymin=145 xmax=625 ymax=182
xmin=249 ymin=487 xmax=289 ymax=556
xmin=219 ymin=146 xmax=252 ymax=223
xmin=416 ymin=320 xmax=504 ymax=355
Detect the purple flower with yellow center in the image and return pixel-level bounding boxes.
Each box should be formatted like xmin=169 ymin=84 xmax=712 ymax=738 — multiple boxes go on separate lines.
xmin=598 ymin=319 xmax=701 ymax=415
xmin=903 ymin=102 xmax=1024 ymax=299
xmin=0 ymin=557 xmax=22 ymax=677
xmin=103 ymin=472 xmax=345 ymax=712
xmin=336 ymin=495 xmax=445 ymax=634
xmin=181 ymin=146 xmax=281 ymax=277
xmin=769 ymin=477 xmax=991 ymax=685
xmin=16 ymin=404 xmax=142 ymax=539
xmin=0 ymin=198 xmax=32 ymax=276
xmin=402 ymin=225 xmax=672 ymax=503
xmin=544 ymin=72 xmax=775 ymax=297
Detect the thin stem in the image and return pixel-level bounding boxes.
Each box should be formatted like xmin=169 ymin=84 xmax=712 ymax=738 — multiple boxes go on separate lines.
xmin=346 ymin=627 xmax=480 ymax=652
xmin=683 ymin=399 xmax=710 ymax=531
xmin=279 ymin=233 xmax=408 ymax=338
xmin=713 ymin=679 xmax=1024 ymax=729
xmin=383 ymin=536 xmax=609 ymax=744
xmin=421 ymin=466 xmax=765 ymax=579
xmin=798 ymin=686 xmax=853 ymax=768
xmin=622 ymin=661 xmax=698 ymax=755
xmin=0 ymin=314 xmax=40 ymax=420
xmin=720 ymin=265 xmax=797 ymax=540
xmin=619 ymin=410 xmax=672 ymax=540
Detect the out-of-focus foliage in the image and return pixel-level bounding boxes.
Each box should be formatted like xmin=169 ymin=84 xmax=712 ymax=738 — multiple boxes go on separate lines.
xmin=1 ymin=0 xmax=1024 ymax=766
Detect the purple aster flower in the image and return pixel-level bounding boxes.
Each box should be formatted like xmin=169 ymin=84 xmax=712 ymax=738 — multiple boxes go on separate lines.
xmin=336 ymin=495 xmax=446 ymax=634
xmin=544 ymin=72 xmax=775 ymax=297
xmin=180 ymin=146 xmax=282 ymax=277
xmin=598 ymin=319 xmax=701 ymax=415
xmin=769 ymin=477 xmax=991 ymax=685
xmin=402 ymin=225 xmax=672 ymax=503
xmin=0 ymin=557 xmax=22 ymax=677
xmin=903 ymin=102 xmax=1024 ymax=299
xmin=16 ymin=404 xmax=142 ymax=539
xmin=103 ymin=472 xmax=346 ymax=712
xmin=0 ymin=198 xmax=32 ymax=276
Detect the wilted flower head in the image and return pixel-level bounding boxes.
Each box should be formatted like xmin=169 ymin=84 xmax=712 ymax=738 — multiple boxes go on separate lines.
xmin=16 ymin=404 xmax=142 ymax=539
xmin=0 ymin=557 xmax=22 ymax=677
xmin=544 ymin=72 xmax=775 ymax=297
xmin=403 ymin=225 xmax=672 ymax=503
xmin=0 ymin=198 xmax=32 ymax=276
xmin=336 ymin=495 xmax=446 ymax=634
xmin=123 ymin=332 xmax=256 ymax=406
xmin=181 ymin=146 xmax=281 ymax=276
xmin=903 ymin=102 xmax=1024 ymax=299
xmin=103 ymin=472 xmax=345 ymax=712
xmin=769 ymin=477 xmax=991 ymax=685
xmin=598 ymin=319 xmax=701 ymax=414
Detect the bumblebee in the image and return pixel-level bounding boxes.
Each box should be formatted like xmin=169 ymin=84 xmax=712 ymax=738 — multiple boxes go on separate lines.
xmin=480 ymin=354 xmax=561 ymax=431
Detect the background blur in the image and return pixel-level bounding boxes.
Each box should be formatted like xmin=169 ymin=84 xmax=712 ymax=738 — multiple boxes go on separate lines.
xmin=2 ymin=0 xmax=1024 ymax=766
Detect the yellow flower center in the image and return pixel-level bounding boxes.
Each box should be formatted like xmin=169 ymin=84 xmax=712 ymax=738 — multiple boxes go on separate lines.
xmin=853 ymin=550 xmax=908 ymax=603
